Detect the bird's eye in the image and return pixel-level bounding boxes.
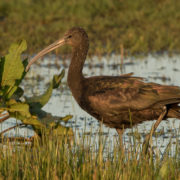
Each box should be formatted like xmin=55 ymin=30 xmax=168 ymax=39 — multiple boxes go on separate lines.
xmin=68 ymin=35 xmax=72 ymax=39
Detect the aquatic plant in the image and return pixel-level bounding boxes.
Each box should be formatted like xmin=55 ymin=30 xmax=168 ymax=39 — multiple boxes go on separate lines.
xmin=0 ymin=40 xmax=73 ymax=140
xmin=0 ymin=128 xmax=179 ymax=179
xmin=1 ymin=0 xmax=180 ymax=55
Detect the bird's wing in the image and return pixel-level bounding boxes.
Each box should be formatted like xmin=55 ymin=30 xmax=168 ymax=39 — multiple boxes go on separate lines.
xmin=85 ymin=76 xmax=180 ymax=114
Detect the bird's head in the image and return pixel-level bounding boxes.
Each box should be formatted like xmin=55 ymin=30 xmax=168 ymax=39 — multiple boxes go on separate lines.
xmin=64 ymin=27 xmax=88 ymax=48
xmin=25 ymin=27 xmax=88 ymax=72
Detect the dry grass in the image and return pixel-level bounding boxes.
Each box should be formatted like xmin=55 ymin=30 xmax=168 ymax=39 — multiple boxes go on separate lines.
xmin=0 ymin=127 xmax=179 ymax=179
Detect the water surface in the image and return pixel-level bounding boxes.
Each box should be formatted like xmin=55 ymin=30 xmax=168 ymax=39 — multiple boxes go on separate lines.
xmin=1 ymin=54 xmax=180 ymax=152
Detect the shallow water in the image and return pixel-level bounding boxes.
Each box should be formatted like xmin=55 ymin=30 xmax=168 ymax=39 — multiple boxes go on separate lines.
xmin=1 ymin=53 xmax=180 ymax=152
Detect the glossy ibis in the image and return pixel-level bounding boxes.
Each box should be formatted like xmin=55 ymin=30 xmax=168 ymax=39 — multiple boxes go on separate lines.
xmin=26 ymin=27 xmax=180 ymax=139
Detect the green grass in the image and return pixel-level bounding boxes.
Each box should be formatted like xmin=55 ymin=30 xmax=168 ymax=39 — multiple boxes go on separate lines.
xmin=0 ymin=129 xmax=179 ymax=179
xmin=1 ymin=0 xmax=180 ymax=56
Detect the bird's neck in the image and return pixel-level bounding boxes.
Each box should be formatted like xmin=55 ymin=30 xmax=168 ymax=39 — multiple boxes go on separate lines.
xmin=67 ymin=44 xmax=88 ymax=103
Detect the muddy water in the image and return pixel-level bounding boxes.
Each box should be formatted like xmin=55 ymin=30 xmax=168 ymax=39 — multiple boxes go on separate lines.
xmin=1 ymin=54 xmax=180 ymax=152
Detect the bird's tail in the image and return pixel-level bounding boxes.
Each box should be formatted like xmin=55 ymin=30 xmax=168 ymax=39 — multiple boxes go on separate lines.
xmin=168 ymin=104 xmax=180 ymax=119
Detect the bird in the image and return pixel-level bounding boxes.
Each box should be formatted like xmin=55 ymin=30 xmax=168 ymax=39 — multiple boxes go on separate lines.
xmin=26 ymin=27 xmax=180 ymax=136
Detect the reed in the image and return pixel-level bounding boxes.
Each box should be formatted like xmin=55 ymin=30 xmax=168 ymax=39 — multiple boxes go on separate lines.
xmin=0 ymin=127 xmax=179 ymax=179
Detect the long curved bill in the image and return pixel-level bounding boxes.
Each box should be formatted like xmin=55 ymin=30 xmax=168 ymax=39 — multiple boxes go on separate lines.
xmin=25 ymin=38 xmax=66 ymax=72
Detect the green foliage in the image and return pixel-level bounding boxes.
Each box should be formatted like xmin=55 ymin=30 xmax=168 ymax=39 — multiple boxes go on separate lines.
xmin=6 ymin=99 xmax=31 ymax=118
xmin=0 ymin=41 xmax=73 ymax=138
xmin=25 ymin=69 xmax=65 ymax=109
xmin=1 ymin=40 xmax=26 ymax=86
xmin=0 ymin=40 xmax=27 ymax=99
xmin=1 ymin=0 xmax=180 ymax=55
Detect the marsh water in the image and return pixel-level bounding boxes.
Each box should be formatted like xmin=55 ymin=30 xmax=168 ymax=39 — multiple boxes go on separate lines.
xmin=1 ymin=54 xmax=180 ymax=152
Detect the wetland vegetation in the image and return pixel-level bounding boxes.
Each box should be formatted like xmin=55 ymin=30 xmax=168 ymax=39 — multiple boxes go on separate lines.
xmin=0 ymin=131 xmax=180 ymax=179
xmin=0 ymin=42 xmax=179 ymax=180
xmin=1 ymin=0 xmax=180 ymax=55
xmin=0 ymin=0 xmax=180 ymax=179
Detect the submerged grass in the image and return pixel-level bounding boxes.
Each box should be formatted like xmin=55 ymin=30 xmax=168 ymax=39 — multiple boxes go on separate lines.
xmin=0 ymin=128 xmax=179 ymax=179
xmin=1 ymin=0 xmax=180 ymax=55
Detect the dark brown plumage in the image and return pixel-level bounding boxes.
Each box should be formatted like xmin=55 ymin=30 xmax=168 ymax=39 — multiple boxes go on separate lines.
xmin=26 ymin=27 xmax=180 ymax=133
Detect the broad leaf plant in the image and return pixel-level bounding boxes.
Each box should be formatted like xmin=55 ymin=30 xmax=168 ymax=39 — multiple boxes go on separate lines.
xmin=0 ymin=40 xmax=73 ymax=141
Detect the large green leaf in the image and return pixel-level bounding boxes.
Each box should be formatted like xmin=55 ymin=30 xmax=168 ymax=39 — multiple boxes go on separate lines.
xmin=0 ymin=41 xmax=27 ymax=99
xmin=3 ymin=99 xmax=73 ymax=136
xmin=1 ymin=40 xmax=27 ymax=87
xmin=6 ymin=99 xmax=31 ymax=118
xmin=11 ymin=87 xmax=24 ymax=99
xmin=25 ymin=69 xmax=65 ymax=109
xmin=51 ymin=124 xmax=73 ymax=136
xmin=53 ymin=69 xmax=65 ymax=88
xmin=6 ymin=103 xmax=73 ymax=137
xmin=0 ymin=41 xmax=73 ymax=139
xmin=25 ymin=81 xmax=54 ymax=109
xmin=60 ymin=115 xmax=73 ymax=123
xmin=6 ymin=58 xmax=28 ymax=99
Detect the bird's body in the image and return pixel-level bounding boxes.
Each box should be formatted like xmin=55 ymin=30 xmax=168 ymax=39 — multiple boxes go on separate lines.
xmin=81 ymin=75 xmax=180 ymax=129
xmin=26 ymin=27 xmax=180 ymax=132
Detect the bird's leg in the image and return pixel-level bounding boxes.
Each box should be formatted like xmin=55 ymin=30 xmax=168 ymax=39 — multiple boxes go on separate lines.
xmin=142 ymin=106 xmax=167 ymax=154
xmin=116 ymin=129 xmax=124 ymax=147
